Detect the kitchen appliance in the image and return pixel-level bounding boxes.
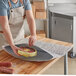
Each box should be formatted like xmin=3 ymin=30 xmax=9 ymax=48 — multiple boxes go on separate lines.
xmin=48 ymin=11 xmax=73 ymax=43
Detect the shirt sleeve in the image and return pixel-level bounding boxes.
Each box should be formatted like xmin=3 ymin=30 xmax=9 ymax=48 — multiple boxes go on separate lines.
xmin=0 ymin=0 xmax=8 ymax=16
xmin=24 ymin=0 xmax=32 ymax=10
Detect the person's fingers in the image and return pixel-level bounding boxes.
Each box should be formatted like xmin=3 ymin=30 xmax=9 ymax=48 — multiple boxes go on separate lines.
xmin=31 ymin=38 xmax=34 ymax=46
xmin=31 ymin=37 xmax=36 ymax=46
xmin=13 ymin=48 xmax=21 ymax=56
xmin=29 ymin=37 xmax=36 ymax=46
xmin=29 ymin=37 xmax=32 ymax=46
xmin=19 ymin=48 xmax=24 ymax=52
xmin=29 ymin=37 xmax=30 ymax=46
xmin=30 ymin=40 xmax=32 ymax=46
xmin=16 ymin=47 xmax=24 ymax=56
xmin=17 ymin=47 xmax=23 ymax=51
xmin=29 ymin=38 xmax=30 ymax=46
xmin=31 ymin=39 xmax=34 ymax=46
xmin=13 ymin=50 xmax=20 ymax=56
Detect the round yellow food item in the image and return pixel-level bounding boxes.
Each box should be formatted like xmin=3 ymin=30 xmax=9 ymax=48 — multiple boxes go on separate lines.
xmin=24 ymin=48 xmax=30 ymax=52
xmin=18 ymin=48 xmax=37 ymax=57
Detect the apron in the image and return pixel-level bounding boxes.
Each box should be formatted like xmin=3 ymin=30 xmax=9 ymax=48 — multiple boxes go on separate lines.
xmin=0 ymin=0 xmax=25 ymax=50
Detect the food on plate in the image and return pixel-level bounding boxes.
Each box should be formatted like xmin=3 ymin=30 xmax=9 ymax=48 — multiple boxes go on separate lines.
xmin=0 ymin=67 xmax=14 ymax=74
xmin=18 ymin=47 xmax=37 ymax=57
xmin=0 ymin=62 xmax=12 ymax=67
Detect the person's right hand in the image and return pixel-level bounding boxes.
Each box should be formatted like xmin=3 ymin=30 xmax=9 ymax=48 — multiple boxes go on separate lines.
xmin=11 ymin=45 xmax=23 ymax=56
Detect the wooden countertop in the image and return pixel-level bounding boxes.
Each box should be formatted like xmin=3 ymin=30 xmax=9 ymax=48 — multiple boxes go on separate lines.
xmin=0 ymin=36 xmax=72 ymax=74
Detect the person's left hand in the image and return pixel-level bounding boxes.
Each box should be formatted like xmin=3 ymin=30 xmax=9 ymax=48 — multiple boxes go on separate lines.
xmin=29 ymin=35 xmax=37 ymax=47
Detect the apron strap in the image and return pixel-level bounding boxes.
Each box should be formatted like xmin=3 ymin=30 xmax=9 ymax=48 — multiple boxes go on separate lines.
xmin=8 ymin=0 xmax=12 ymax=8
xmin=20 ymin=0 xmax=23 ymax=5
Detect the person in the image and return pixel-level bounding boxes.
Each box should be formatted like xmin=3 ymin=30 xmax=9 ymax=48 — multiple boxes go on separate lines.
xmin=0 ymin=0 xmax=36 ymax=56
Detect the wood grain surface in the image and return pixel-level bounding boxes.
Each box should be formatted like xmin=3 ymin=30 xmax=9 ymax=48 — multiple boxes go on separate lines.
xmin=0 ymin=36 xmax=73 ymax=74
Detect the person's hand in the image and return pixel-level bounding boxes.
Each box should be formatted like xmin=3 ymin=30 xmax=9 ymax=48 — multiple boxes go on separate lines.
xmin=29 ymin=35 xmax=37 ymax=47
xmin=11 ymin=45 xmax=23 ymax=56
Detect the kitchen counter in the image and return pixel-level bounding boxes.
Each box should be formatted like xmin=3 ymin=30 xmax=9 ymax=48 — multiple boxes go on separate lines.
xmin=48 ymin=3 xmax=76 ymax=16
xmin=0 ymin=36 xmax=72 ymax=74
xmin=48 ymin=0 xmax=76 ymax=3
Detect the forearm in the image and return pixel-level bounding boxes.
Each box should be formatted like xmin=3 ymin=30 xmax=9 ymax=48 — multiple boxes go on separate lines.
xmin=0 ymin=16 xmax=14 ymax=47
xmin=2 ymin=24 xmax=23 ymax=56
xmin=26 ymin=10 xmax=36 ymax=36
xmin=2 ymin=24 xmax=14 ymax=46
xmin=27 ymin=17 xmax=36 ymax=36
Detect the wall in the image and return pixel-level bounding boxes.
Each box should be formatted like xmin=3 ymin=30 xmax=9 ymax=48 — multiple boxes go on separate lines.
xmin=24 ymin=19 xmax=44 ymax=35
